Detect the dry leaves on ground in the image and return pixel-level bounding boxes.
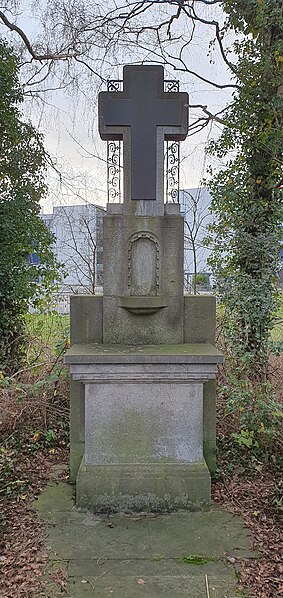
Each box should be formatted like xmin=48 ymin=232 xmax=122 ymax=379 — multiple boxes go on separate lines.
xmin=0 ymin=450 xmax=68 ymax=598
xmin=213 ymin=474 xmax=283 ymax=598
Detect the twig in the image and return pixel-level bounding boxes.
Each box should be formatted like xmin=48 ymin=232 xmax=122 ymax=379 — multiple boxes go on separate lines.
xmin=89 ymin=570 xmax=109 ymax=586
xmin=8 ymin=361 xmax=47 ymax=379
xmin=205 ymin=574 xmax=210 ymax=598
xmin=86 ymin=578 xmax=95 ymax=590
xmin=97 ymin=555 xmax=107 ymax=565
xmin=0 ymin=11 xmax=79 ymax=62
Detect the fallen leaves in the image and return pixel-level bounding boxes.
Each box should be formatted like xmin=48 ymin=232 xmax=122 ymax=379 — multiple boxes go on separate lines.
xmin=212 ymin=474 xmax=283 ymax=598
xmin=0 ymin=449 xmax=68 ymax=598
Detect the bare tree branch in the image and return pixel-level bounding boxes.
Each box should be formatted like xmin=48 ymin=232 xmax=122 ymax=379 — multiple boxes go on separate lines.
xmin=184 ymin=4 xmax=238 ymax=75
xmin=190 ymin=104 xmax=228 ymax=126
xmin=0 ymin=10 xmax=79 ymax=61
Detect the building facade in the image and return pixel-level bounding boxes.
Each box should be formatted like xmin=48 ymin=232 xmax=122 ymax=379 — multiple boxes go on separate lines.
xmin=41 ymin=204 xmax=105 ymax=293
xmin=41 ymin=191 xmax=213 ymax=295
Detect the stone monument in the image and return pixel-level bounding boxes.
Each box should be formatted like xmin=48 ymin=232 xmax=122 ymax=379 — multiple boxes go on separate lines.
xmin=65 ymin=65 xmax=223 ymax=511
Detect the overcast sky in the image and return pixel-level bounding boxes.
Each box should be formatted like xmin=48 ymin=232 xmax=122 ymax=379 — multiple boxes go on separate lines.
xmin=0 ymin=1 xmax=235 ymax=212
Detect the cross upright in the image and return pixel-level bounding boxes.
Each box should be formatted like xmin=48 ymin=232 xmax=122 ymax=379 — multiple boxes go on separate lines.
xmin=99 ymin=65 xmax=189 ymax=203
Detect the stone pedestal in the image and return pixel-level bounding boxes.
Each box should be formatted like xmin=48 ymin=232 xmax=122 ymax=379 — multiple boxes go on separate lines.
xmin=65 ymin=343 xmax=222 ymax=511
xmin=66 ymin=65 xmax=224 ymax=511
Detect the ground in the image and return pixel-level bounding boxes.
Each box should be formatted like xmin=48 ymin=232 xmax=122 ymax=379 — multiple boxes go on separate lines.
xmin=35 ymin=466 xmax=256 ymax=598
xmin=0 ymin=313 xmax=282 ymax=597
xmin=1 ymin=446 xmax=282 ymax=597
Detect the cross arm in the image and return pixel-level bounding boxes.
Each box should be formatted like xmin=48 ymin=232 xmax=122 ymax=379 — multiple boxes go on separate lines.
xmin=98 ymin=91 xmax=124 ymax=141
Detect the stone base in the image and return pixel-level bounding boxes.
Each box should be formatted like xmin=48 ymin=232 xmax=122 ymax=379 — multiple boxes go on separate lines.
xmin=76 ymin=460 xmax=211 ymax=512
xmin=65 ymin=343 xmax=223 ymax=512
xmin=69 ymin=296 xmax=219 ymax=480
xmin=70 ymin=442 xmax=84 ymax=484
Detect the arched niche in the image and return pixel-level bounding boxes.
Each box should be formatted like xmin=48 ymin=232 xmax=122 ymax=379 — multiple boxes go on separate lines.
xmin=128 ymin=232 xmax=160 ymax=297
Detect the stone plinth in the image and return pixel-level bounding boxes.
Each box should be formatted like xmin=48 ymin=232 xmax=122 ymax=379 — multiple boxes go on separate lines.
xmin=65 ymin=343 xmax=223 ymax=511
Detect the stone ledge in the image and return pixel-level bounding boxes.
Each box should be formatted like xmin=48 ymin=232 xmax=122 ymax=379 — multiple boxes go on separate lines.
xmin=65 ymin=342 xmax=223 ymax=364
xmin=76 ymin=460 xmax=211 ymax=512
xmin=118 ymin=295 xmax=168 ymax=315
xmin=69 ymin=364 xmax=218 ymax=383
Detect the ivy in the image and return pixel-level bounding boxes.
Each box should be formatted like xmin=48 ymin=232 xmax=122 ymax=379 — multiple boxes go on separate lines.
xmin=207 ymin=0 xmax=283 ymax=379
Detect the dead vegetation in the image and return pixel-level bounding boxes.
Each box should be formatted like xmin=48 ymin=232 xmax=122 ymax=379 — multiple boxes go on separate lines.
xmin=0 ymin=332 xmax=282 ymax=597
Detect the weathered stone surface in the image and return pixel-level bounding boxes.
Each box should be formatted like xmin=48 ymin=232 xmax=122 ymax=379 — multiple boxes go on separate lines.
xmin=70 ymin=381 xmax=85 ymax=482
xmin=33 ymin=472 xmax=256 ymax=597
xmin=184 ymin=295 xmax=216 ymax=344
xmin=70 ymin=295 xmax=103 ymax=345
xmin=65 ymin=345 xmax=223 ymax=509
xmin=69 ymin=295 xmax=103 ymax=481
xmin=77 ymin=461 xmax=211 ymax=511
xmin=102 ymin=214 xmax=184 ymax=344
xmin=164 ymin=202 xmax=180 ymax=215
xmin=203 ymin=380 xmax=217 ymax=476
xmin=103 ymin=296 xmax=184 ymax=344
xmin=84 ymin=381 xmax=203 ymax=465
xmin=65 ymin=342 xmax=223 ymax=364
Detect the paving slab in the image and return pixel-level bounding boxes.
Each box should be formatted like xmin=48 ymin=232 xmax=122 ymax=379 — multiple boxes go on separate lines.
xmin=33 ymin=473 xmax=256 ymax=598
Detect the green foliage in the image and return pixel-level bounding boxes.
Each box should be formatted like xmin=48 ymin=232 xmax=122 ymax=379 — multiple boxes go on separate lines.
xmin=0 ymin=446 xmax=29 ymax=498
xmin=31 ymin=429 xmax=57 ymax=447
xmin=227 ymin=377 xmax=282 ymax=450
xmin=25 ymin=312 xmax=70 ymax=358
xmin=207 ymin=1 xmax=283 ymax=386
xmin=0 ymin=40 xmax=61 ymax=373
xmin=192 ymin=273 xmax=208 ymax=286
xmin=216 ymin=358 xmax=282 ymax=476
xmin=209 ymin=3 xmax=283 ymax=476
xmin=0 ymin=359 xmax=69 ymax=498
xmin=269 ymin=340 xmax=283 ymax=355
xmin=231 ymin=429 xmax=257 ymax=449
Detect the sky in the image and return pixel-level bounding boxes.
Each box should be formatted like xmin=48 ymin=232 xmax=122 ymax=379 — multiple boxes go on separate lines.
xmin=0 ymin=1 xmax=236 ymax=213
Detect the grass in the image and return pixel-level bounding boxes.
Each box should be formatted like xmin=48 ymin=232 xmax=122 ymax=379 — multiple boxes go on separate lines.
xmin=25 ymin=312 xmax=70 ymax=351
xmin=176 ymin=555 xmax=217 ymax=565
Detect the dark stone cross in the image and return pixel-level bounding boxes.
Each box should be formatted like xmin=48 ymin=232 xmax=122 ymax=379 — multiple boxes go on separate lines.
xmin=99 ymin=65 xmax=189 ymax=201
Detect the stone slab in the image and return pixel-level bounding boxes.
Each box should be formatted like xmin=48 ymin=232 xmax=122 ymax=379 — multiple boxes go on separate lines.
xmin=69 ymin=294 xmax=103 ymax=481
xmin=69 ymin=363 xmax=218 ymax=384
xmin=33 ymin=475 xmax=256 ymax=598
xmin=184 ymin=295 xmax=216 ymax=344
xmin=106 ymin=202 xmax=123 ymax=214
xmin=58 ymin=574 xmax=236 ymax=597
xmin=84 ymin=382 xmax=203 ymax=464
xmin=65 ymin=343 xmax=223 ymax=364
xmin=103 ymin=296 xmax=184 ymax=345
xmin=103 ymin=215 xmax=184 ymax=296
xmin=65 ymin=345 xmax=223 ymax=510
xmin=164 ymin=202 xmax=180 ymax=215
xmin=203 ymin=380 xmax=217 ymax=476
xmin=69 ymin=380 xmax=84 ymax=483
xmin=76 ymin=461 xmax=211 ymax=511
xmin=70 ymin=295 xmax=103 ymax=345
xmin=102 ymin=214 xmax=184 ymax=344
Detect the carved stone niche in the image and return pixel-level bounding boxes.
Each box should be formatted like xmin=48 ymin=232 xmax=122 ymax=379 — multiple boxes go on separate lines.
xmin=119 ymin=232 xmax=167 ymax=315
